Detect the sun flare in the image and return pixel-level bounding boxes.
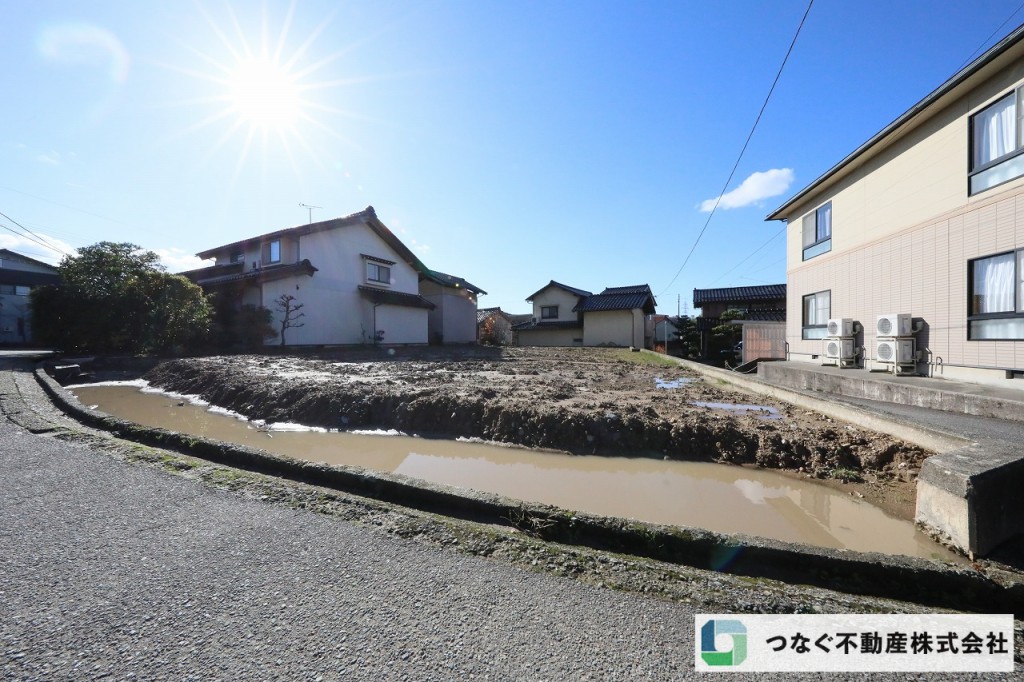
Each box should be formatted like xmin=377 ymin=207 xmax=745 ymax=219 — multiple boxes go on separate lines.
xmin=227 ymin=56 xmax=301 ymax=131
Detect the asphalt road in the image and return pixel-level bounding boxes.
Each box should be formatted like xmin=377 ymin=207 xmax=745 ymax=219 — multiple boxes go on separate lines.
xmin=1 ymin=356 xmax=1018 ymax=680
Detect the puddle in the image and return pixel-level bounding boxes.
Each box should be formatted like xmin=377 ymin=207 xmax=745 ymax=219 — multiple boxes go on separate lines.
xmin=69 ymin=383 xmax=954 ymax=560
xmin=654 ymin=377 xmax=695 ymax=389
xmin=690 ymin=401 xmax=783 ymax=420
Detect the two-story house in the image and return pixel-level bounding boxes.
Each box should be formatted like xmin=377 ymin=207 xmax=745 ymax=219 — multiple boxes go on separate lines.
xmin=188 ymin=206 xmax=481 ymax=346
xmin=515 ymin=281 xmax=657 ymax=348
xmin=0 ymin=248 xmax=60 ymax=344
xmin=767 ymin=23 xmax=1024 ymax=386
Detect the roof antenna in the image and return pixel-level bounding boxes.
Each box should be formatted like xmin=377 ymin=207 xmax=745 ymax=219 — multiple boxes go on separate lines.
xmin=299 ymin=203 xmax=322 ymax=224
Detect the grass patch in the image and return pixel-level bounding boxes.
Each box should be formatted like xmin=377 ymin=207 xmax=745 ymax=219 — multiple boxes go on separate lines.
xmin=829 ymin=467 xmax=864 ymax=483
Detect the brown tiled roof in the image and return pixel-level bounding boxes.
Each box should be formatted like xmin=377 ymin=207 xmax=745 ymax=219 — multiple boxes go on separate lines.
xmin=196 ymin=206 xmax=427 ymax=273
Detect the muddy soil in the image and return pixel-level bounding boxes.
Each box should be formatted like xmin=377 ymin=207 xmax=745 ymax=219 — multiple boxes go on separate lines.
xmin=138 ymin=347 xmax=928 ymax=519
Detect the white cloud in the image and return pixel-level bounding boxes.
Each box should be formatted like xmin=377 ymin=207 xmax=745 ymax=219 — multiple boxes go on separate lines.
xmin=699 ymin=168 xmax=794 ymax=212
xmin=37 ymin=150 xmax=61 ymax=166
xmin=0 ymin=232 xmax=76 ymax=265
xmin=154 ymin=247 xmax=206 ymax=273
xmin=37 ymin=24 xmax=130 ymax=83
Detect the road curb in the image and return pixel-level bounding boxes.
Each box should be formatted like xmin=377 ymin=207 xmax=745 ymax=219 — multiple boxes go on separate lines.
xmin=32 ymin=365 xmax=1024 ymax=616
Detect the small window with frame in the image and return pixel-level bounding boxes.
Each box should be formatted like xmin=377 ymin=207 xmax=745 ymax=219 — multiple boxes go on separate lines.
xmin=541 ymin=305 xmax=558 ymax=319
xmin=802 ymin=290 xmax=830 ymax=340
xmin=366 ymin=262 xmax=391 ymax=285
xmin=801 ymin=201 xmax=832 ymax=261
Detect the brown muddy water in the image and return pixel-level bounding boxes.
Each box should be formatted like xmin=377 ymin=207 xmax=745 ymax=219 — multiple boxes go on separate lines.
xmin=70 ymin=382 xmax=954 ymax=560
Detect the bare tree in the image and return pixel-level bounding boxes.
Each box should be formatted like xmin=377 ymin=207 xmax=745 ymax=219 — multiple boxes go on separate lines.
xmin=274 ymin=294 xmax=306 ymax=346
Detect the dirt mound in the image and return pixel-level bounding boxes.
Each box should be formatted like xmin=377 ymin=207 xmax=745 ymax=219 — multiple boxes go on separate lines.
xmin=142 ymin=348 xmax=928 ymax=490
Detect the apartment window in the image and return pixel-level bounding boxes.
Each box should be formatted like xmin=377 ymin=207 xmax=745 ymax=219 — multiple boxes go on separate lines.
xmin=262 ymin=240 xmax=281 ymax=264
xmin=970 ymin=88 xmax=1024 ymax=195
xmin=968 ymin=250 xmax=1024 ymax=339
xmin=230 ymin=251 xmax=245 ymax=263
xmin=541 ymin=305 xmax=558 ymax=319
xmin=801 ymin=201 xmax=832 ymax=261
xmin=0 ymin=285 xmax=31 ymax=296
xmin=366 ymin=262 xmax=391 ymax=285
xmin=802 ymin=290 xmax=830 ymax=340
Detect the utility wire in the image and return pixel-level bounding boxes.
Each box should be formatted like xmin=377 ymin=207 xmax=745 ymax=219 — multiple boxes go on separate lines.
xmin=0 ymin=210 xmax=69 ymax=257
xmin=955 ymin=1 xmax=1024 ymax=71
xmin=707 ymin=224 xmax=787 ymax=286
xmin=0 ymin=221 xmax=66 ymax=257
xmin=659 ymin=0 xmax=814 ymax=296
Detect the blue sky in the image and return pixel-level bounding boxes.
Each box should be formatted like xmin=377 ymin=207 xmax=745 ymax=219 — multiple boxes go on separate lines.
xmin=2 ymin=1 xmax=1023 ymax=315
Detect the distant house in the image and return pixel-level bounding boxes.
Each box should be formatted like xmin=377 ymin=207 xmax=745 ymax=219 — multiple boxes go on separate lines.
xmin=515 ymin=281 xmax=657 ymax=348
xmin=692 ymin=284 xmax=786 ymax=360
xmin=186 ymin=206 xmax=482 ymax=346
xmin=0 ymin=249 xmax=59 ymax=345
xmin=477 ymin=307 xmax=518 ymax=345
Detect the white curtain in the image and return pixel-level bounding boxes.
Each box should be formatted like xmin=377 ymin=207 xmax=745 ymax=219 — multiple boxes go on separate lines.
xmin=974 ymin=94 xmax=1016 ymax=167
xmin=816 ymin=202 xmax=832 ymax=240
xmin=973 ymin=252 xmax=1014 ymax=313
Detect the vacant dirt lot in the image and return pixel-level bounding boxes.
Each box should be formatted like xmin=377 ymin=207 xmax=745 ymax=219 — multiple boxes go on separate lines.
xmin=140 ymin=346 xmax=928 ymax=519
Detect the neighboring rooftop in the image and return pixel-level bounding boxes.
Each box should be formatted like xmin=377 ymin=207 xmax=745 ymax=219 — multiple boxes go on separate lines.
xmin=693 ymin=284 xmax=786 ymax=307
xmin=575 ymin=284 xmax=656 ymax=314
xmin=525 ymin=280 xmax=592 ymax=301
xmin=420 ymin=269 xmax=486 ymax=295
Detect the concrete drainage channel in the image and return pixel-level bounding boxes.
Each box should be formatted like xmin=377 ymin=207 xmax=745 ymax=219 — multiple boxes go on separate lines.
xmin=33 ymin=366 xmax=1024 ymax=616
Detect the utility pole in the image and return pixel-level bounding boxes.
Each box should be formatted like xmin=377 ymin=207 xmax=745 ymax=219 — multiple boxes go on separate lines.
xmin=299 ymin=203 xmax=322 ymax=224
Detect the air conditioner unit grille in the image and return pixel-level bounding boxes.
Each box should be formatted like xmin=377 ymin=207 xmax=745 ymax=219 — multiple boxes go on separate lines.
xmin=826 ymin=340 xmax=841 ymax=357
xmin=877 ymin=342 xmax=894 ymax=362
xmin=827 ymin=321 xmax=840 ymax=336
xmin=878 ymin=318 xmax=893 ymax=336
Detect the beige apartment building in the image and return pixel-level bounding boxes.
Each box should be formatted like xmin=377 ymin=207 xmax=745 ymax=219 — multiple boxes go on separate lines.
xmin=768 ymin=23 xmax=1024 ymax=386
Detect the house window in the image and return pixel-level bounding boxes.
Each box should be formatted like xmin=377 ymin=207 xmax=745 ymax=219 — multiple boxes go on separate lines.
xmin=0 ymin=285 xmax=31 ymax=296
xmin=366 ymin=262 xmax=391 ymax=285
xmin=541 ymin=305 xmax=558 ymax=319
xmin=968 ymin=250 xmax=1024 ymax=339
xmin=802 ymin=290 xmax=830 ymax=340
xmin=263 ymin=240 xmax=281 ymax=264
xmin=970 ymin=89 xmax=1024 ymax=195
xmin=230 ymin=251 xmax=245 ymax=263
xmin=801 ymin=201 xmax=832 ymax=261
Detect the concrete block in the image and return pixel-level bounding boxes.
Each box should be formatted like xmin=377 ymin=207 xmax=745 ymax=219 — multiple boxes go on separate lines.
xmin=916 ymin=443 xmax=1024 ymax=556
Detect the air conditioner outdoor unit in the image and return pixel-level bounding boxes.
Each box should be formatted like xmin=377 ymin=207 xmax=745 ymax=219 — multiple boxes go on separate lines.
xmin=876 ymin=313 xmax=912 ymax=337
xmin=824 ymin=337 xmax=856 ymax=360
xmin=876 ymin=338 xmax=915 ymax=364
xmin=827 ymin=318 xmax=855 ymax=337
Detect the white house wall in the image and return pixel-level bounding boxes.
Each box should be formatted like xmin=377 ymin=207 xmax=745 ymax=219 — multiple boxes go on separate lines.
xmin=421 ymin=280 xmax=479 ymax=344
xmin=518 ymin=328 xmax=581 ymax=346
xmin=583 ymin=310 xmax=642 ymax=347
xmin=210 ymin=220 xmax=428 ymax=346
xmin=531 ymin=287 xmax=584 ymax=323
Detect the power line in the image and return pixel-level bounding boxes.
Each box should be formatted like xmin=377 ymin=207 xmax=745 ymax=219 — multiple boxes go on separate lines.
xmin=0 ymin=210 xmax=69 ymax=257
xmin=955 ymin=2 xmax=1024 ymax=71
xmin=659 ymin=0 xmax=814 ymax=296
xmin=707 ymin=224 xmax=787 ymax=286
xmin=0 ymin=220 xmax=66 ymax=257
